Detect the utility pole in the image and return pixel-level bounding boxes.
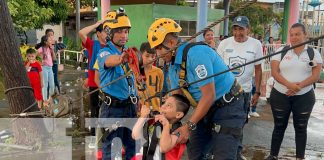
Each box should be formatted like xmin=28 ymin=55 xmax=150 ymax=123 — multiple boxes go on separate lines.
xmin=76 ymin=0 xmax=80 ymax=44
xmin=197 ymin=0 xmax=208 ymax=41
xmin=223 ymin=0 xmax=230 ymax=36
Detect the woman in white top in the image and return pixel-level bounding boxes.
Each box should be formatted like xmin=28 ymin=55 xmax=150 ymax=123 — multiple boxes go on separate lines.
xmin=266 ymin=23 xmax=322 ymax=160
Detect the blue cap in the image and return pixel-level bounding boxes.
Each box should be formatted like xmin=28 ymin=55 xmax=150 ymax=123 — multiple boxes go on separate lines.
xmin=232 ymin=16 xmax=250 ymax=28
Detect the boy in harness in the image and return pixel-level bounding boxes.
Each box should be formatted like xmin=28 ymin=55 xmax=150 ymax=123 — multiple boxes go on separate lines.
xmin=132 ymin=94 xmax=190 ymax=160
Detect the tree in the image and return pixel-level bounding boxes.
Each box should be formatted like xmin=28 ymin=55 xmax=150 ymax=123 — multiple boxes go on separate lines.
xmin=7 ymin=0 xmax=69 ymax=35
xmin=0 ymin=0 xmax=48 ymax=146
xmin=67 ymin=0 xmax=94 ymax=11
xmin=216 ymin=1 xmax=283 ymax=37
xmin=177 ymin=0 xmax=188 ymax=6
xmin=8 ymin=0 xmax=54 ymax=33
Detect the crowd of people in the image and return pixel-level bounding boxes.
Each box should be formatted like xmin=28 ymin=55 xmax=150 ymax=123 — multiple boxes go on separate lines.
xmin=78 ymin=8 xmax=321 ymax=160
xmin=25 ymin=29 xmax=66 ymax=109
xmin=23 ymin=7 xmax=322 ymax=160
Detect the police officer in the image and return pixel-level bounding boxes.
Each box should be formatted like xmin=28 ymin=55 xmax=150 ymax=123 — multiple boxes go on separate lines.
xmin=97 ymin=9 xmax=137 ymax=160
xmin=147 ymin=18 xmax=246 ymax=160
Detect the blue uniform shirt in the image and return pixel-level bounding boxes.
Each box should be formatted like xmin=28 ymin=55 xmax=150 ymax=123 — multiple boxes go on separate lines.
xmin=169 ymin=43 xmax=235 ymax=101
xmin=97 ymin=41 xmax=136 ymax=100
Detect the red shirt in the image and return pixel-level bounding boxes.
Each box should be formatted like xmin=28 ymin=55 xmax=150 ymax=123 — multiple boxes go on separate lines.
xmin=25 ymin=61 xmax=42 ymax=85
xmin=82 ymin=37 xmax=105 ymax=87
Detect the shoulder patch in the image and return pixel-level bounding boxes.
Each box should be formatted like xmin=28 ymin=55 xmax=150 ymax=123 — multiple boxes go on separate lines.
xmin=195 ymin=65 xmax=208 ymax=79
xmin=99 ymin=51 xmax=110 ymax=58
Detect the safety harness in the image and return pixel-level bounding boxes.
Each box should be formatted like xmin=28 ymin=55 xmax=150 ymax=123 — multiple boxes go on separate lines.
xmin=142 ymin=120 xmax=182 ymax=160
xmin=178 ymin=42 xmax=208 ymax=107
xmin=177 ymin=42 xmax=244 ymax=145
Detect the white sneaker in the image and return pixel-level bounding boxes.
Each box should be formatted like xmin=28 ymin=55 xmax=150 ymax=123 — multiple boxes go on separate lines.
xmin=250 ymin=112 xmax=260 ymax=117
xmin=88 ymin=136 xmax=96 ymax=149
xmin=248 ymin=114 xmax=251 ymax=119
xmin=77 ymin=66 xmax=81 ymax=71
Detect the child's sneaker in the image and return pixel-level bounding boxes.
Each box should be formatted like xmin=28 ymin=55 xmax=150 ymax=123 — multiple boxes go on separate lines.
xmin=250 ymin=111 xmax=260 ymax=117
xmin=53 ymin=98 xmax=59 ymax=105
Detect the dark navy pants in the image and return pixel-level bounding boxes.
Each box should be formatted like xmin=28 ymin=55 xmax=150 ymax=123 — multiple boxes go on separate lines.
xmin=100 ymin=100 xmax=136 ymax=160
xmin=187 ymin=94 xmax=246 ymax=160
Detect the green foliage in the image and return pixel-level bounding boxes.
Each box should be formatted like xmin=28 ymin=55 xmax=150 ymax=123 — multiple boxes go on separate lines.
xmin=7 ymin=0 xmax=69 ymax=33
xmin=177 ymin=0 xmax=188 ymax=6
xmin=216 ymin=1 xmax=283 ymax=37
xmin=65 ymin=37 xmax=82 ymax=51
xmin=67 ymin=0 xmax=94 ymax=8
xmin=8 ymin=0 xmax=54 ymax=32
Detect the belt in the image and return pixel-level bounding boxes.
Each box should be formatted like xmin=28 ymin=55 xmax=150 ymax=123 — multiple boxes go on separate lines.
xmin=212 ymin=124 xmax=242 ymax=139
xmin=214 ymin=80 xmax=243 ymax=107
xmin=100 ymin=92 xmax=138 ymax=106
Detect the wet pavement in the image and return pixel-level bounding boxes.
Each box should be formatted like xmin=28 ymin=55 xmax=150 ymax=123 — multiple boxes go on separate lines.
xmin=242 ymin=87 xmax=324 ymax=159
xmin=0 ymin=66 xmax=324 ymax=159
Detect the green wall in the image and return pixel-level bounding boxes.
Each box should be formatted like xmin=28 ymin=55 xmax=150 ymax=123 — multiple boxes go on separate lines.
xmin=111 ymin=4 xmax=224 ymax=48
xmin=111 ymin=4 xmax=153 ymax=48
xmin=153 ymin=4 xmax=224 ymax=22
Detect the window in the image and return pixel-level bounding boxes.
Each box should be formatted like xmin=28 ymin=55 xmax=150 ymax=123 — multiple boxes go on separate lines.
xmin=178 ymin=20 xmax=197 ymax=37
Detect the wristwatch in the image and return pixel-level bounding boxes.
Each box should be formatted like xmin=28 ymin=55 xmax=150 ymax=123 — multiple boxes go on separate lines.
xmin=255 ymin=92 xmax=261 ymax=96
xmin=186 ymin=121 xmax=197 ymax=131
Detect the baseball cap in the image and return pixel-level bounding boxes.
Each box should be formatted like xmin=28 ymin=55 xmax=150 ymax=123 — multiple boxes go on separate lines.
xmin=232 ymin=16 xmax=250 ymax=28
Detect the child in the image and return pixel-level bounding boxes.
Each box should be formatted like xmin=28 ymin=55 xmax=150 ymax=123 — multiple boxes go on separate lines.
xmin=132 ymin=94 xmax=190 ymax=160
xmin=77 ymin=48 xmax=88 ymax=71
xmin=25 ymin=48 xmax=43 ymax=109
xmin=138 ymin=42 xmax=164 ymax=112
xmin=37 ymin=35 xmax=55 ymax=106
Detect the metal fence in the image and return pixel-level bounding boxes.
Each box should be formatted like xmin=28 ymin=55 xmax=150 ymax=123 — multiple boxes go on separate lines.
xmin=262 ymin=44 xmax=324 ymax=72
xmin=58 ymin=50 xmax=82 ymax=66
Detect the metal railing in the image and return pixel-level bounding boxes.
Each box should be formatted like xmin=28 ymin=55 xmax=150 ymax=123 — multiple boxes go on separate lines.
xmin=262 ymin=44 xmax=324 ymax=72
xmin=58 ymin=50 xmax=82 ymax=66
xmin=262 ymin=44 xmax=286 ymax=72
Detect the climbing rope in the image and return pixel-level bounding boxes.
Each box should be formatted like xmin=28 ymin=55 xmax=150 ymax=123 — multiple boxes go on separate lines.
xmin=145 ymin=34 xmax=324 ymax=101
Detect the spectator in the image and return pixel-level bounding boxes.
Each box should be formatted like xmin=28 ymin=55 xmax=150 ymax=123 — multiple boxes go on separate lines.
xmin=25 ymin=48 xmax=43 ymax=109
xmin=37 ymin=35 xmax=55 ymax=107
xmin=203 ymin=28 xmax=216 ymax=49
xmin=266 ymin=23 xmax=323 ymax=160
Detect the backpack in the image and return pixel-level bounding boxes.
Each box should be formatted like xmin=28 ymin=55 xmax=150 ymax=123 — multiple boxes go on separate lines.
xmin=280 ymin=45 xmax=316 ymax=89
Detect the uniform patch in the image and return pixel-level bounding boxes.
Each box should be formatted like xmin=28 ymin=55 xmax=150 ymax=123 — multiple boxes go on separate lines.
xmin=99 ymin=51 xmax=110 ymax=58
xmin=195 ymin=65 xmax=208 ymax=79
xmin=229 ymin=56 xmax=246 ymax=77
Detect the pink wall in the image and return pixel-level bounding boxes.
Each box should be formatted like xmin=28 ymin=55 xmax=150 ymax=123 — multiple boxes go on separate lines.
xmin=287 ymin=0 xmax=300 ymax=43
xmin=101 ymin=0 xmax=110 ymax=19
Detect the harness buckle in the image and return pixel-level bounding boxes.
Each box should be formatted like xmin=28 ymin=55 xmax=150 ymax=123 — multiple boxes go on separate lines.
xmin=222 ymin=94 xmax=234 ymax=103
xmin=104 ymin=96 xmax=112 ymax=106
xmin=130 ymin=95 xmax=137 ymax=104
xmin=179 ymin=79 xmax=188 ymax=87
xmin=212 ymin=124 xmax=221 ymax=133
